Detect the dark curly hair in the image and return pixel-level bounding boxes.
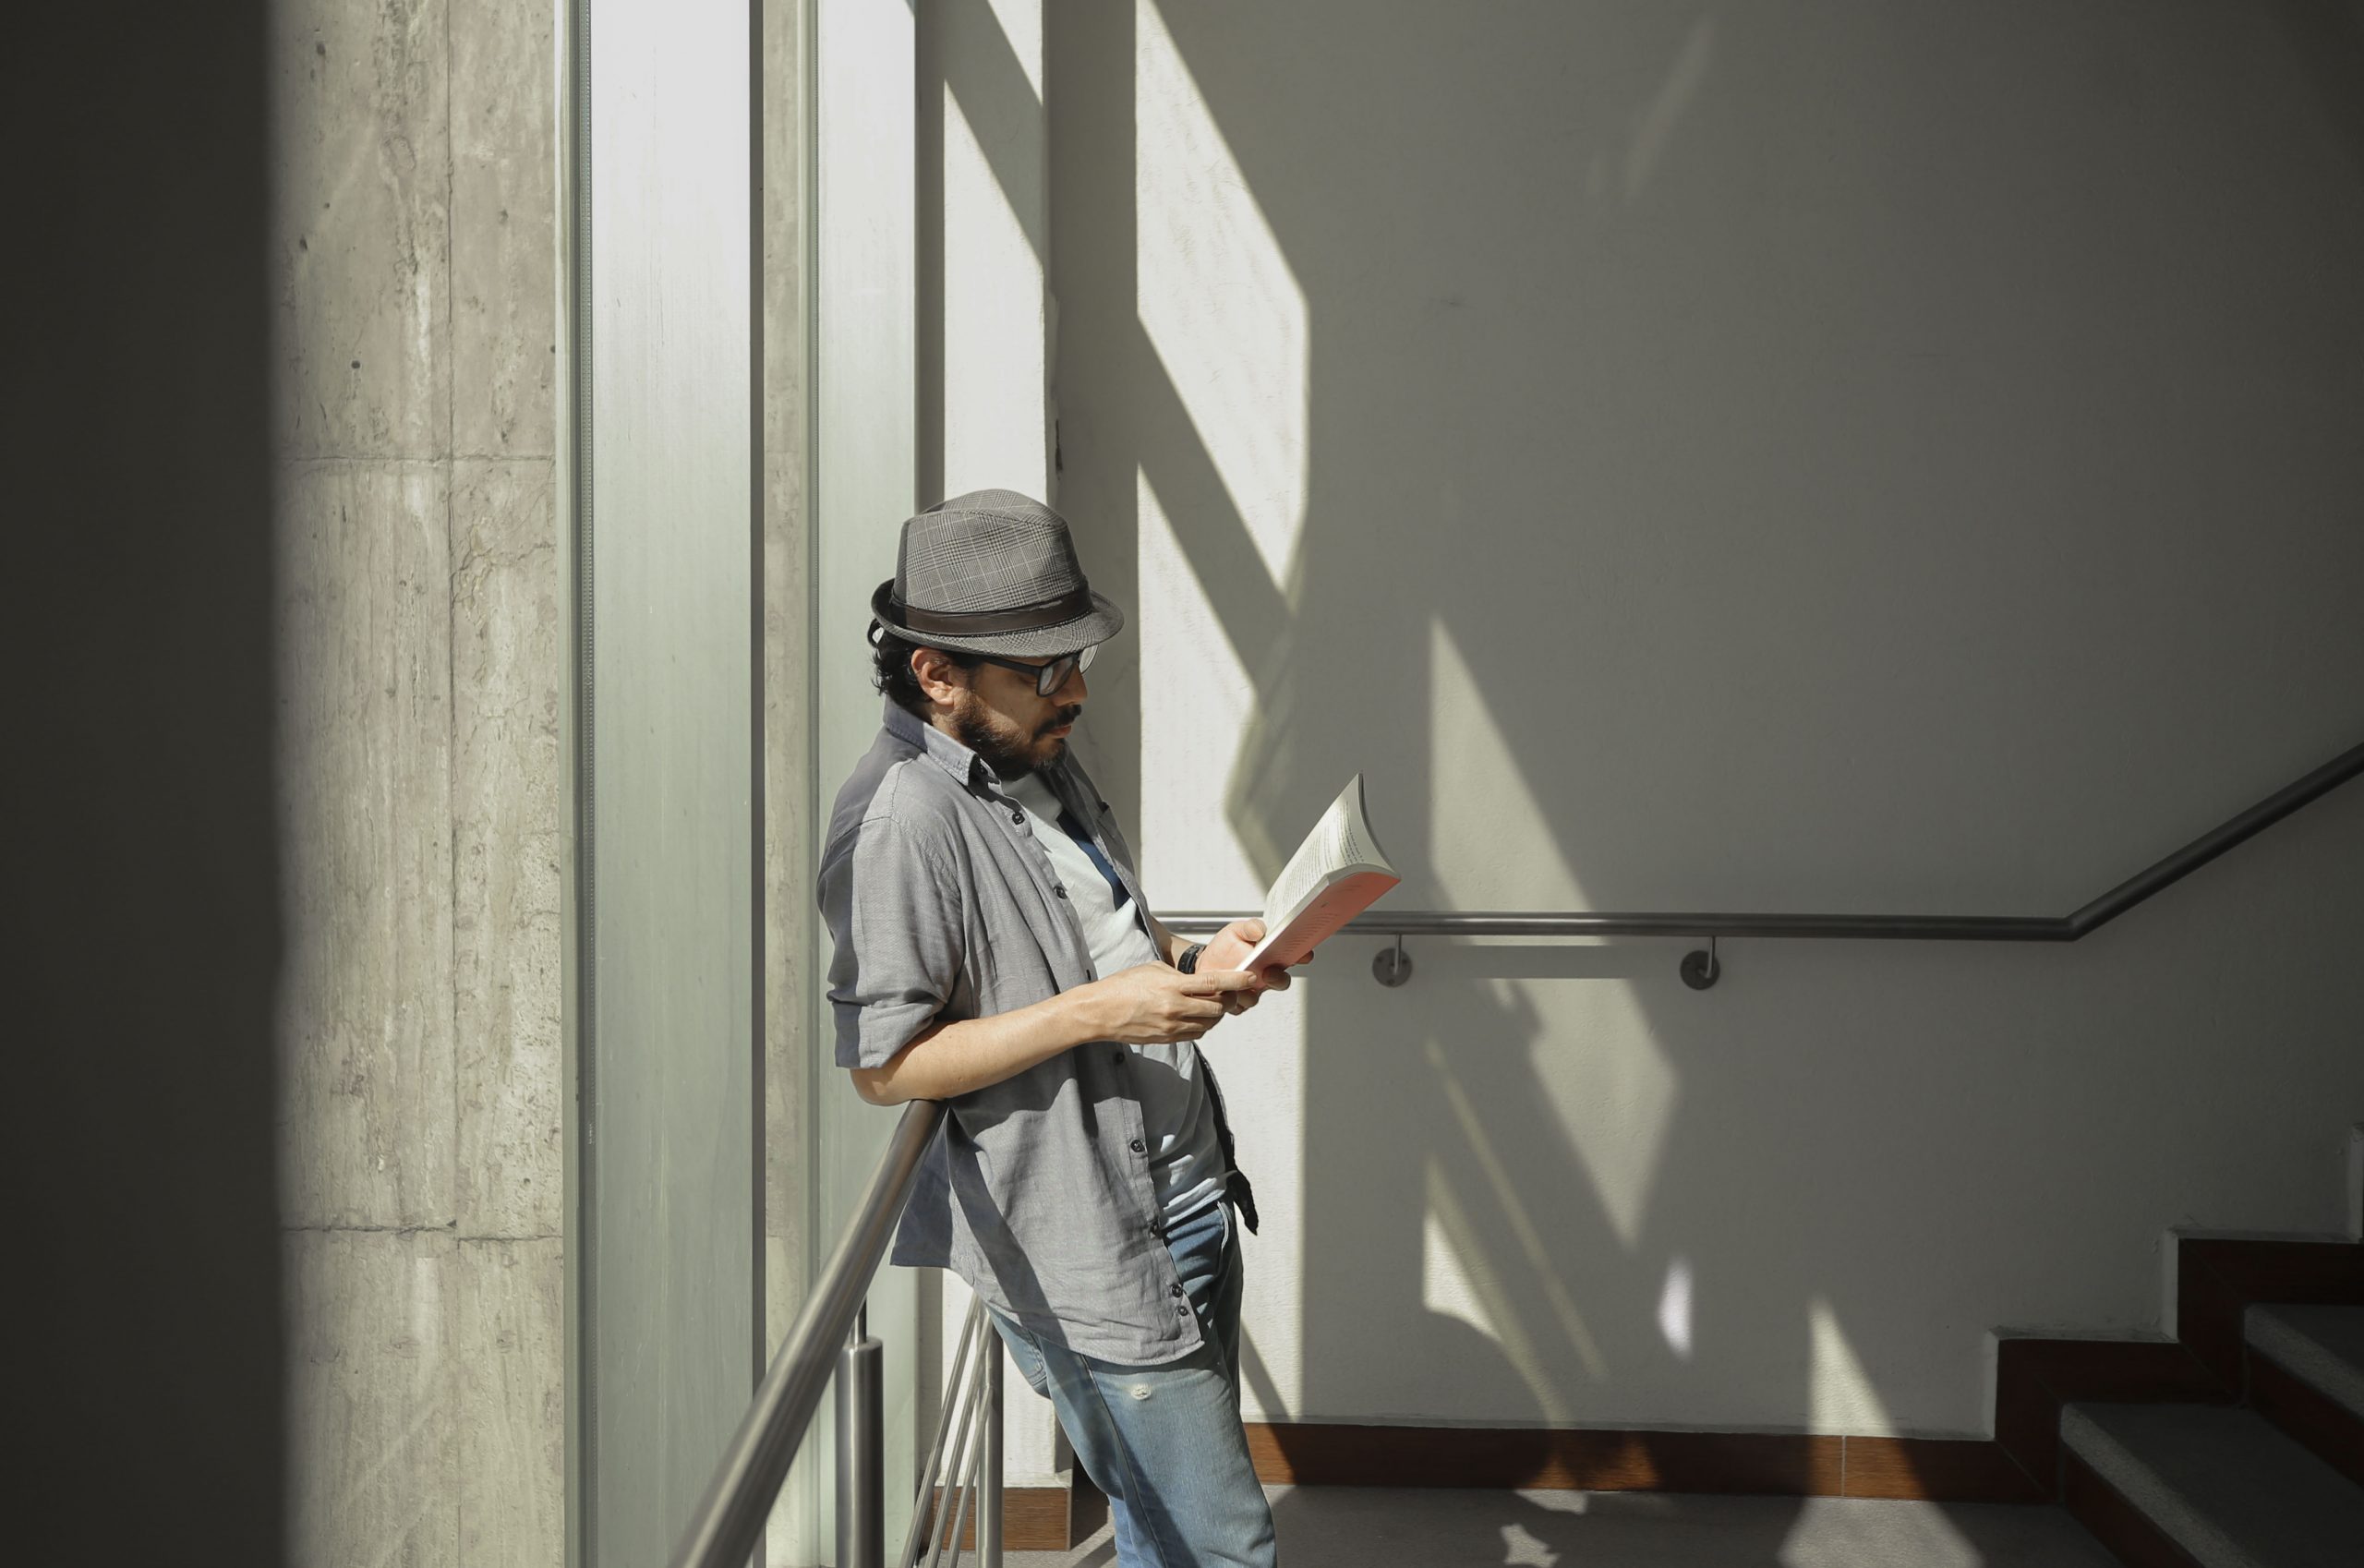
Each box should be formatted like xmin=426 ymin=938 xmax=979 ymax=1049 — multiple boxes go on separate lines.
xmin=872 ymin=625 xmax=981 ymax=718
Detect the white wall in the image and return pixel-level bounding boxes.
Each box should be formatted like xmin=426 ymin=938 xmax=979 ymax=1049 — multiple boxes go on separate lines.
xmin=1044 ymin=0 xmax=2364 ymax=1438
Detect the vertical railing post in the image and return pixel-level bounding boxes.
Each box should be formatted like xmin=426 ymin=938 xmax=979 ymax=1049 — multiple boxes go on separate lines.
xmin=837 ymin=1306 xmax=884 ymax=1568
xmin=978 ymin=1339 xmax=1003 ymax=1568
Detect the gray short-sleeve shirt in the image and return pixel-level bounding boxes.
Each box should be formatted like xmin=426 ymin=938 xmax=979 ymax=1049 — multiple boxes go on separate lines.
xmin=819 ymin=700 xmax=1258 ymax=1364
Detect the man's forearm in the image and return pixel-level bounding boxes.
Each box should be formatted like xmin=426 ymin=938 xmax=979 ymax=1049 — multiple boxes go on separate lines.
xmin=852 ymin=987 xmax=1105 ymax=1104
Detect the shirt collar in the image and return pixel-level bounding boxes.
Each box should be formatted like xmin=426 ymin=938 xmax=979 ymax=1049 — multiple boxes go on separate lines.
xmin=882 ymin=697 xmax=1081 ymax=805
xmin=883 ymin=698 xmax=992 ymax=790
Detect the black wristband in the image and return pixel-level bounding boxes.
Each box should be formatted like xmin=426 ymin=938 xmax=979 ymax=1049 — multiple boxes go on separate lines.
xmin=1176 ymin=942 xmax=1207 ymax=975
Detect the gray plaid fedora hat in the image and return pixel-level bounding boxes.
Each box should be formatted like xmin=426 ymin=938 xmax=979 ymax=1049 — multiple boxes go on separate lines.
xmin=870 ymin=488 xmax=1125 ymax=657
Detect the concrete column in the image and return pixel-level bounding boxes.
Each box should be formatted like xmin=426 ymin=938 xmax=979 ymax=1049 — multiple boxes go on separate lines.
xmin=271 ymin=0 xmax=563 ymax=1562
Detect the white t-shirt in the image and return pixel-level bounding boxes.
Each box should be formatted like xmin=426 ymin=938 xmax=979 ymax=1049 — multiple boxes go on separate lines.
xmin=1005 ymin=768 xmax=1224 ymax=1223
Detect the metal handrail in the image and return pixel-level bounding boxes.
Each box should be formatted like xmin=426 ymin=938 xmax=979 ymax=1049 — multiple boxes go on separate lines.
xmin=1161 ymin=737 xmax=2364 ymax=987
xmin=668 ymin=1098 xmax=953 ymax=1568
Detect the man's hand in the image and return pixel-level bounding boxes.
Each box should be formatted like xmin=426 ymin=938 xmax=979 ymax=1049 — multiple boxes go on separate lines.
xmin=1197 ymin=918 xmax=1299 ymax=1016
xmin=1085 ymin=962 xmax=1260 ymax=1044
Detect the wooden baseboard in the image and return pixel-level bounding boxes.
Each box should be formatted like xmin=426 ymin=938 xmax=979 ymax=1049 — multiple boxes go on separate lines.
xmin=1244 ymin=1423 xmax=2042 ymax=1502
xmin=923 ymin=1484 xmax=1096 ymax=1551
xmin=1839 ymin=1436 xmax=2046 ymax=1502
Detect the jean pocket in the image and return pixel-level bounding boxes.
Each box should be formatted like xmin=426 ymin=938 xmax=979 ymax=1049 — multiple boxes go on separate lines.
xmin=988 ymin=1308 xmax=1055 ymax=1397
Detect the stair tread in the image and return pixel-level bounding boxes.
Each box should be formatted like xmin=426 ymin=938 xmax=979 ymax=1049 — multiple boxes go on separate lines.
xmin=2061 ymin=1402 xmax=2364 ymax=1568
xmin=2248 ymin=1305 xmax=2364 ymax=1421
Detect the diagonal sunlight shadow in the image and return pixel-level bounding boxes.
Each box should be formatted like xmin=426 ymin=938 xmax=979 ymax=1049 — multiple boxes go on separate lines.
xmin=1026 ymin=4 xmax=2364 ymax=1549
xmin=945 ymin=6 xmax=1911 ymax=1551
xmin=1081 ymin=10 xmax=1998 ymax=1548
xmin=1133 ymin=373 xmax=1289 ymax=676
xmin=1111 ymin=3 xmax=1701 ymax=1477
xmin=1428 ymin=614 xmax=1682 ymax=1249
xmin=1101 ymin=12 xmax=2364 ymax=1541
xmin=935 ymin=0 xmax=1047 ymax=265
xmin=1134 ymin=0 xmax=1307 ymax=595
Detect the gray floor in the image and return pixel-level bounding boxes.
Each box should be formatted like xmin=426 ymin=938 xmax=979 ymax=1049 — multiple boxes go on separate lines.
xmin=1005 ymin=1485 xmax=2120 ymax=1567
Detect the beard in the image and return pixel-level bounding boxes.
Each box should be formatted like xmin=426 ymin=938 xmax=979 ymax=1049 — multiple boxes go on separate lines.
xmin=951 ymin=689 xmax=1083 ymax=780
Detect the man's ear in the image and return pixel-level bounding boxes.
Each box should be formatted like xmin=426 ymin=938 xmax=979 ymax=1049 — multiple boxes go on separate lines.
xmin=911 ymin=645 xmax=966 ymax=706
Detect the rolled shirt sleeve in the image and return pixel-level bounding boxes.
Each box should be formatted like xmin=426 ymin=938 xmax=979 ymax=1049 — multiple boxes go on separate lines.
xmin=822 ymin=814 xmax=967 ymax=1070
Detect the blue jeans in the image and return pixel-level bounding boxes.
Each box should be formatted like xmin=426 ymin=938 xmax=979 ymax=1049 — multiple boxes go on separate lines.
xmin=988 ymin=1199 xmax=1277 ymax=1567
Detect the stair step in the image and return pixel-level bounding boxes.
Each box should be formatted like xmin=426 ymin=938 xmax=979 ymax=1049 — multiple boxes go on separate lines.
xmin=2248 ymin=1306 xmax=2364 ymax=1421
xmin=2247 ymin=1304 xmax=2364 ymax=1489
xmin=2061 ymin=1402 xmax=2364 ymax=1568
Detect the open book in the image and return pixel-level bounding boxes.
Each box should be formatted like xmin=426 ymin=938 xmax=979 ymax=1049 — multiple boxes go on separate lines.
xmin=1238 ymin=775 xmax=1400 ymax=971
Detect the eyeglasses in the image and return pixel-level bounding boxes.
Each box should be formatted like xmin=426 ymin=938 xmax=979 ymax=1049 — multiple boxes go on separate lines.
xmin=867 ymin=619 xmax=1101 ymax=697
xmin=971 ymin=644 xmax=1098 ymax=696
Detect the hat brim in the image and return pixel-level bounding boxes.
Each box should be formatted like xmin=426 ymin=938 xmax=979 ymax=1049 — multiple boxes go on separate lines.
xmin=870 ymin=580 xmax=1126 ymax=657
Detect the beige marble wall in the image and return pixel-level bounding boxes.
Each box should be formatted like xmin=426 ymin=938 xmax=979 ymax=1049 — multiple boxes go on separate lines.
xmin=274 ymin=0 xmax=562 ymax=1563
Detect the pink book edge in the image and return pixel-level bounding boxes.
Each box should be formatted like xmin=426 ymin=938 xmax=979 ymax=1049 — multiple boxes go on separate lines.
xmin=1244 ymin=871 xmax=1402 ymax=970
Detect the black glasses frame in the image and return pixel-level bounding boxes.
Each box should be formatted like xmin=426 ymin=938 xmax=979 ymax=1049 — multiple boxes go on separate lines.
xmin=969 ymin=644 xmax=1098 ymax=696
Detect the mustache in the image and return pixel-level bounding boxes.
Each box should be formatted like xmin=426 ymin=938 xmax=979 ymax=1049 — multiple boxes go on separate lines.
xmin=1041 ymin=706 xmax=1083 ymax=733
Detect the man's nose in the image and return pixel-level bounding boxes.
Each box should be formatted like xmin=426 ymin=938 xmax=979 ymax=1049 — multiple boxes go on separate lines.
xmin=1055 ymin=665 xmax=1090 ymax=706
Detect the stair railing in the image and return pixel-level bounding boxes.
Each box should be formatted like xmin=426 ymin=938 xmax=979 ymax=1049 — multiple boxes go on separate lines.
xmin=899 ymin=1297 xmax=1003 ymax=1568
xmin=1164 ymin=738 xmax=2364 ymax=990
xmin=666 ymin=1097 xmax=1001 ymax=1568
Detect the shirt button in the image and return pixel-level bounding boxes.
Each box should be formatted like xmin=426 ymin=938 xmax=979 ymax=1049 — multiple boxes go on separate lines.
xmin=1129 ymin=1138 xmax=1146 ymax=1153
xmin=1054 ymin=886 xmax=1067 ymax=899
xmin=1176 ymin=1305 xmax=1190 ymax=1318
xmin=1010 ymin=809 xmax=1025 ymax=826
xmin=1170 ymin=1283 xmax=1185 ymax=1298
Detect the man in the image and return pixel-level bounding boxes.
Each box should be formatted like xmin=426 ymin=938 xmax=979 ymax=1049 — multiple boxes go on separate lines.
xmin=820 ymin=489 xmax=1291 ymax=1567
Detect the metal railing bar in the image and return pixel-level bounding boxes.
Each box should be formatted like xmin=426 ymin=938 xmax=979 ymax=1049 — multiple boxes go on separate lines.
xmin=667 ymin=1099 xmax=948 ymax=1568
xmin=938 ymin=1386 xmax=991 ymax=1568
xmin=977 ymin=1345 xmax=1003 ymax=1568
xmin=836 ymin=1321 xmax=884 ymax=1568
xmin=2065 ymin=737 xmax=2364 ymax=937
xmin=1160 ymin=737 xmax=2364 ymax=947
xmin=1161 ymin=910 xmax=2071 ymax=941
xmin=925 ymin=1338 xmax=994 ymax=1568
xmin=900 ymin=1300 xmax=987 ymax=1568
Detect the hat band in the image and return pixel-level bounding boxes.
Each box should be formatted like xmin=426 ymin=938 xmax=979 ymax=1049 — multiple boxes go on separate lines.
xmin=892 ymin=583 xmax=1094 ymax=638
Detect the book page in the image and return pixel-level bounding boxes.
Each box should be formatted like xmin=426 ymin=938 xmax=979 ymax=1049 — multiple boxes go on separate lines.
xmin=1258 ymin=775 xmax=1394 ymax=933
xmin=1261 ymin=805 xmax=1345 ymax=927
